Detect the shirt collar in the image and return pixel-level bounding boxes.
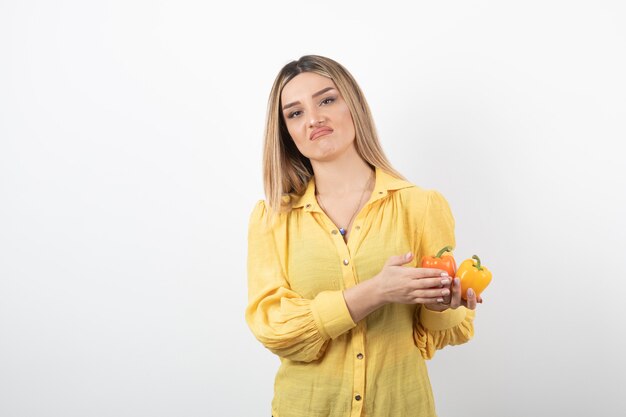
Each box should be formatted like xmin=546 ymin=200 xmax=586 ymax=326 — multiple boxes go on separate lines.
xmin=291 ymin=166 xmax=414 ymax=212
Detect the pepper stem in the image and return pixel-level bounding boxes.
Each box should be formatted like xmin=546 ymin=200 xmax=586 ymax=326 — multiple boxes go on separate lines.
xmin=435 ymin=246 xmax=454 ymax=258
xmin=472 ymin=255 xmax=483 ymax=271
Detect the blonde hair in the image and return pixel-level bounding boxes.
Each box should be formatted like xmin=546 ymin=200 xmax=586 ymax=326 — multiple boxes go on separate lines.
xmin=262 ymin=55 xmax=405 ymax=224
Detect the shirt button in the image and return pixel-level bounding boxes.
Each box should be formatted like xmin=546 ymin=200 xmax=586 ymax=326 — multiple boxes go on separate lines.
xmin=378 ymin=191 xmax=383 ymax=195
xmin=305 ymin=204 xmax=311 ymax=208
xmin=343 ymin=259 xmax=349 ymax=266
xmin=355 ymin=394 xmax=362 ymax=401
xmin=356 ymin=353 xmax=364 ymax=359
xmin=331 ymin=230 xmax=338 ymax=235
xmin=355 ymin=225 xmax=360 ymax=231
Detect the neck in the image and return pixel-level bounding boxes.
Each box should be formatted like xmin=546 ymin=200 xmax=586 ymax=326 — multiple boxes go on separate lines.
xmin=312 ymin=150 xmax=375 ymax=196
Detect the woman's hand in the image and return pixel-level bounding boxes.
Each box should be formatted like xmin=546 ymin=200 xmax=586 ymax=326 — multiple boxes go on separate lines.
xmin=344 ymin=251 xmax=464 ymax=323
xmin=372 ymin=252 xmax=452 ymax=305
xmin=423 ymin=276 xmax=483 ymax=312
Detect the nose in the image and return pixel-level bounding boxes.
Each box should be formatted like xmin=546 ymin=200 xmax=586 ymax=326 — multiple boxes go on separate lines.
xmin=308 ymin=108 xmax=325 ymax=127
xmin=309 ymin=116 xmax=324 ymax=127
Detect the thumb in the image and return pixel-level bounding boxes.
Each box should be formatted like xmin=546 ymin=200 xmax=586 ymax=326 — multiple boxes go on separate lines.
xmin=385 ymin=251 xmax=414 ymax=267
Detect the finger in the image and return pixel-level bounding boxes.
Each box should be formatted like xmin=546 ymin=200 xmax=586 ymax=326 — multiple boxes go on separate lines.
xmin=466 ymin=288 xmax=477 ymax=310
xmin=438 ymin=279 xmax=453 ymax=304
xmin=409 ymin=277 xmax=451 ymax=290
xmin=385 ymin=252 xmax=414 ymax=267
xmin=410 ymin=297 xmax=444 ymax=305
xmin=449 ymin=277 xmax=462 ymax=308
xmin=441 ymin=290 xmax=452 ymax=305
xmin=411 ymin=287 xmax=450 ymax=300
xmin=408 ymin=268 xmax=451 ymax=279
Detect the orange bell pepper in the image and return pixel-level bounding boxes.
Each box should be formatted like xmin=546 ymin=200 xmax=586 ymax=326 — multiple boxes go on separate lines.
xmin=421 ymin=245 xmax=456 ymax=277
xmin=457 ymin=255 xmax=492 ymax=300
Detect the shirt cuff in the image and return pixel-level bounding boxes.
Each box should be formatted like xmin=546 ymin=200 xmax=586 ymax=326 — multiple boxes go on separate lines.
xmin=420 ymin=306 xmax=469 ymax=331
xmin=310 ymin=290 xmax=357 ymax=340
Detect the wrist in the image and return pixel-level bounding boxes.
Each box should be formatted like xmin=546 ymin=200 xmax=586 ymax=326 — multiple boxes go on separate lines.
xmin=369 ymin=274 xmax=389 ymax=307
xmin=343 ymin=277 xmax=388 ymax=323
xmin=423 ymin=303 xmax=449 ymax=312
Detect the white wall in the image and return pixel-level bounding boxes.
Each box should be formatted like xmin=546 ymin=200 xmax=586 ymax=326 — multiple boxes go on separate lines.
xmin=1 ymin=1 xmax=624 ymax=416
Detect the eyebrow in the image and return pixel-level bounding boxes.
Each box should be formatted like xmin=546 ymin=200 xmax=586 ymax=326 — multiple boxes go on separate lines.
xmin=282 ymin=87 xmax=336 ymax=111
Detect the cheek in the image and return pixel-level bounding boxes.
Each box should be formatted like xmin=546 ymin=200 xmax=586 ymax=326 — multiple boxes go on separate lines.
xmin=337 ymin=106 xmax=356 ymax=134
xmin=286 ymin=120 xmax=308 ymax=142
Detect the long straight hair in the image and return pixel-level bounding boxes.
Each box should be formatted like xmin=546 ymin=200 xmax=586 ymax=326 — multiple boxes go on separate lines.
xmin=262 ymin=55 xmax=405 ymax=225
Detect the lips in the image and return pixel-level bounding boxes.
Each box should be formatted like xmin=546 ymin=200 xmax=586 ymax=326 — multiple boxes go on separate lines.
xmin=310 ymin=127 xmax=333 ymax=141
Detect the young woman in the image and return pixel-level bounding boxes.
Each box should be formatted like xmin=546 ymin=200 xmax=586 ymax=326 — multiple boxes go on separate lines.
xmin=246 ymin=55 xmax=481 ymax=417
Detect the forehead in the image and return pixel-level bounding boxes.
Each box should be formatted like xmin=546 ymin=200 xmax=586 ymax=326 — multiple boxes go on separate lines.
xmin=281 ymin=72 xmax=337 ymax=102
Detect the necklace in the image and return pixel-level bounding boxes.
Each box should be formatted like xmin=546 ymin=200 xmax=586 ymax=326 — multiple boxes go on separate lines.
xmin=315 ymin=171 xmax=374 ymax=238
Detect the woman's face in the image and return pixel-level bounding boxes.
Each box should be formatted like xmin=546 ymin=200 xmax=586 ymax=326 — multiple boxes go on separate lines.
xmin=280 ymin=72 xmax=356 ymax=163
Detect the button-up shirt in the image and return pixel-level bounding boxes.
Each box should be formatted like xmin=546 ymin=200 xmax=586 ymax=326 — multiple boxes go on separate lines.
xmin=246 ymin=167 xmax=475 ymax=417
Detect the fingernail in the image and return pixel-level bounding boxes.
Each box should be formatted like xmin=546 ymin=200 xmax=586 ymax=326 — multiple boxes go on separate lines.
xmin=441 ymin=279 xmax=450 ymax=285
xmin=468 ymin=288 xmax=474 ymax=296
xmin=405 ymin=252 xmax=412 ymax=259
xmin=440 ymin=272 xmax=448 ymax=277
xmin=454 ymin=278 xmax=460 ymax=285
xmin=442 ymin=289 xmax=450 ymax=296
xmin=437 ymin=298 xmax=444 ymax=303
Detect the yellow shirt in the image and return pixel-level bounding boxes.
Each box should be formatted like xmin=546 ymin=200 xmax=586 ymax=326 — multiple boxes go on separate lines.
xmin=246 ymin=167 xmax=475 ymax=417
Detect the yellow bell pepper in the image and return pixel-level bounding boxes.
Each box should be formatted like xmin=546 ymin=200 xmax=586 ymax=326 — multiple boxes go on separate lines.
xmin=456 ymin=255 xmax=492 ymax=300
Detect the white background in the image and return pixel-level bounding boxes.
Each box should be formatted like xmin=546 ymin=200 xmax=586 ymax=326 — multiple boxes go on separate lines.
xmin=1 ymin=1 xmax=625 ymax=416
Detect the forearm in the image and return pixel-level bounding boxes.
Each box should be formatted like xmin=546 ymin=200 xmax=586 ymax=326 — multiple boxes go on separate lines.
xmin=247 ymin=290 xmax=357 ymax=362
xmin=342 ymin=278 xmax=387 ymax=323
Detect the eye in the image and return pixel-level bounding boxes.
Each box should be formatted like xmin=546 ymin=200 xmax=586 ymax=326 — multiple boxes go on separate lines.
xmin=320 ymin=96 xmax=336 ymax=105
xmin=287 ymin=110 xmax=302 ymax=119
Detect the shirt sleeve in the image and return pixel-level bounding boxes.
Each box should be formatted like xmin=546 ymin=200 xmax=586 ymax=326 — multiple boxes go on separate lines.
xmin=244 ymin=200 xmax=356 ymax=363
xmin=418 ymin=190 xmax=456 ymax=260
xmin=413 ymin=306 xmax=475 ymax=359
xmin=412 ymin=190 xmax=475 ymax=359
